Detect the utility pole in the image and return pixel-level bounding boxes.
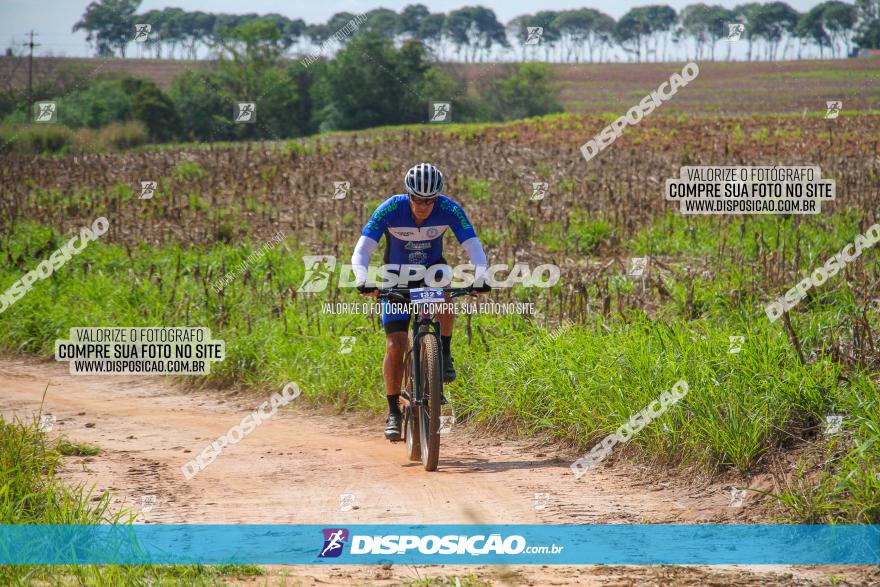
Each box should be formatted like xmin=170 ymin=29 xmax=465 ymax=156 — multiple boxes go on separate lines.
xmin=23 ymin=30 xmax=39 ymax=116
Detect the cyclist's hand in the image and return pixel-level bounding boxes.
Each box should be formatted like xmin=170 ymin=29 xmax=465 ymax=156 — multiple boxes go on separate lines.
xmin=357 ymin=284 xmax=378 ymax=297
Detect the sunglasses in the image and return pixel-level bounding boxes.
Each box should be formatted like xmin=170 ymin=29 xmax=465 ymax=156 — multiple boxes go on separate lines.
xmin=409 ymin=195 xmax=437 ymax=206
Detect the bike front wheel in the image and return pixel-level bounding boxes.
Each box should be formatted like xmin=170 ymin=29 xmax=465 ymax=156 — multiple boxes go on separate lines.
xmin=418 ymin=333 xmax=443 ymax=471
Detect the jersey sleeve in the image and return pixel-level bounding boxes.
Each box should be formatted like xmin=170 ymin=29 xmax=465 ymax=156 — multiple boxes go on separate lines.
xmin=361 ymin=197 xmax=399 ymax=241
xmin=442 ymin=199 xmax=477 ymax=243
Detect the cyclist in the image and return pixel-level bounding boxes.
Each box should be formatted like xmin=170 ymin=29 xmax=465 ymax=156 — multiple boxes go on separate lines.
xmin=351 ymin=163 xmax=489 ymax=440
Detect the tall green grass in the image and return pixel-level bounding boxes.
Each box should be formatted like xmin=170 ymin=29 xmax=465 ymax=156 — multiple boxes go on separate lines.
xmin=0 ymin=413 xmax=264 ymax=584
xmin=1 ymin=213 xmax=878 ymax=522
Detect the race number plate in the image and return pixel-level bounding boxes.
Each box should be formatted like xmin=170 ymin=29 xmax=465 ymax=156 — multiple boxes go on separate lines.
xmin=410 ymin=287 xmax=445 ymax=305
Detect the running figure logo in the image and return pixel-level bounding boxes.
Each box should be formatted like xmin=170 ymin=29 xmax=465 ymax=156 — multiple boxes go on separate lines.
xmin=430 ymin=102 xmax=451 ymax=123
xmin=726 ymin=23 xmax=745 ymax=41
xmin=530 ymin=182 xmax=549 ymax=201
xmin=34 ymin=102 xmax=57 ymax=123
xmin=297 ymin=255 xmax=336 ymax=293
xmin=235 ymin=102 xmax=256 ymax=123
xmin=134 ymin=24 xmax=151 ymax=42
xmin=825 ymin=101 xmax=842 ymax=119
xmin=332 ymin=181 xmax=350 ymax=200
xmin=525 ymin=27 xmax=544 ymax=45
xmin=319 ymin=528 xmax=349 ymax=558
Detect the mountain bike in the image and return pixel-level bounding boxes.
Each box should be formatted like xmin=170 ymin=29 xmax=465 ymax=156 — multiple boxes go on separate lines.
xmin=378 ymin=286 xmax=475 ymax=471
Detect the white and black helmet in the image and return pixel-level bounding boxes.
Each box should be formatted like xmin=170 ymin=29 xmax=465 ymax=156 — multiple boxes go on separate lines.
xmin=404 ymin=162 xmax=444 ymax=199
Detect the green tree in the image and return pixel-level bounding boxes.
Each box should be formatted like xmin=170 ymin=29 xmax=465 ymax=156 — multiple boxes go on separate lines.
xmin=478 ymin=63 xmax=563 ymax=120
xmin=311 ymin=34 xmax=433 ymax=130
xmin=855 ymin=0 xmax=880 ymax=48
xmin=680 ymin=4 xmax=732 ymax=60
xmin=73 ymin=0 xmax=141 ymax=57
xmin=749 ymin=2 xmax=800 ymax=60
xmin=59 ymin=80 xmax=132 ymax=128
xmin=131 ymin=84 xmax=180 ymax=141
xmin=446 ymin=6 xmax=508 ymax=62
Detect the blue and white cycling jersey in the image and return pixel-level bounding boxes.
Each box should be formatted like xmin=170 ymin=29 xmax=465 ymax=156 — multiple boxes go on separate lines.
xmin=361 ymin=194 xmax=477 ymax=267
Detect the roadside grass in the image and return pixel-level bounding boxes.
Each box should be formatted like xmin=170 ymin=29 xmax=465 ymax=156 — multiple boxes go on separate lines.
xmin=0 ymin=414 xmax=264 ymax=584
xmin=1 ymin=211 xmax=878 ymax=522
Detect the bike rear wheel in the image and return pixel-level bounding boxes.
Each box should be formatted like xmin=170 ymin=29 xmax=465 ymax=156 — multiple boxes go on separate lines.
xmin=418 ymin=332 xmax=443 ymax=471
xmin=402 ymin=351 xmax=421 ymax=461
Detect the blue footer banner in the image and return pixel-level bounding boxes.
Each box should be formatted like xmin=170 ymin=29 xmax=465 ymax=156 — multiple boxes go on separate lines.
xmin=1 ymin=524 xmax=878 ymax=565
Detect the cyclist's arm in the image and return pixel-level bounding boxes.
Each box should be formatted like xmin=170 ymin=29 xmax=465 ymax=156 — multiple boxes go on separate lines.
xmin=351 ymin=235 xmax=379 ymax=287
xmin=461 ymin=237 xmax=489 ymax=288
xmin=353 ymin=197 xmax=395 ymax=289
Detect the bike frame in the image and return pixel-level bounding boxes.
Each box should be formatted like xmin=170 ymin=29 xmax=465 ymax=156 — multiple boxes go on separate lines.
xmin=408 ymin=305 xmax=441 ymax=410
xmin=377 ymin=287 xmax=472 ymax=442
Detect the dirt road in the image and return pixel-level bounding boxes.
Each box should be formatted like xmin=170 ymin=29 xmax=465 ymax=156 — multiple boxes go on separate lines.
xmin=1 ymin=357 xmax=874 ymax=585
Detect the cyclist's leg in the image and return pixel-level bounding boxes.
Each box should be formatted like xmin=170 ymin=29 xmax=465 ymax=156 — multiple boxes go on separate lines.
xmin=381 ymin=298 xmax=410 ymax=439
xmin=432 ymin=260 xmax=456 ymax=383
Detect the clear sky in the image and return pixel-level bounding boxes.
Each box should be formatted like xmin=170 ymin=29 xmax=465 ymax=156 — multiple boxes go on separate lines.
xmin=1 ymin=0 xmax=835 ymax=57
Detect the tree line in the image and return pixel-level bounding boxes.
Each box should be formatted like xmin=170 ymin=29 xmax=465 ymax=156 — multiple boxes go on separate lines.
xmin=70 ymin=0 xmax=880 ymax=62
